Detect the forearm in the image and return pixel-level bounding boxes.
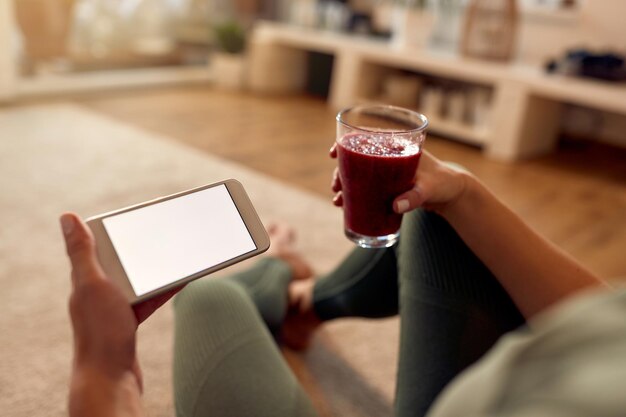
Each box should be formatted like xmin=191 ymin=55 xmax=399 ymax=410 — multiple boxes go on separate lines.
xmin=70 ymin=367 xmax=144 ymax=417
xmin=440 ymin=174 xmax=609 ymax=319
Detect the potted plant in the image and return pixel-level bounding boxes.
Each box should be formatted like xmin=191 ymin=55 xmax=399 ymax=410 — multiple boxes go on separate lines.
xmin=211 ymin=20 xmax=247 ymax=90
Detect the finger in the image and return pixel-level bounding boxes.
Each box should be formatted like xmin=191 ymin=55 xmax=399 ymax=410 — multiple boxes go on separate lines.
xmin=332 ymin=191 xmax=343 ymax=207
xmin=331 ymin=168 xmax=342 ymax=192
xmin=60 ymin=213 xmax=105 ymax=285
xmin=133 ymin=285 xmax=184 ymax=324
xmin=329 ymin=143 xmax=337 ymax=159
xmin=393 ymin=186 xmax=425 ymax=214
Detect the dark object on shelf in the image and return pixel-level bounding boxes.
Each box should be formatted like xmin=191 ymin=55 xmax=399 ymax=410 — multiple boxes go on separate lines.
xmin=545 ymin=49 xmax=626 ymax=82
xmin=347 ymin=12 xmax=373 ymax=35
xmin=306 ymin=52 xmax=334 ymax=98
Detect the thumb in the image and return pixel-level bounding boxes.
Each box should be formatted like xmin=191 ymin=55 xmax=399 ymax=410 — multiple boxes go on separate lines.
xmin=393 ymin=186 xmax=427 ymax=214
xmin=60 ymin=213 xmax=105 ymax=285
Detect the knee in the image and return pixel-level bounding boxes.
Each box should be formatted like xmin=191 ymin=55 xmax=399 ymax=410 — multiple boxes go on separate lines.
xmin=174 ymin=278 xmax=253 ymax=321
xmin=400 ymin=209 xmax=452 ymax=240
xmin=400 ymin=209 xmax=427 ymax=238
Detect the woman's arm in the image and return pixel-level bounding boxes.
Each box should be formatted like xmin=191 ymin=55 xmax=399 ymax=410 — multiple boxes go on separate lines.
xmin=438 ymin=174 xmax=608 ymax=318
xmin=69 ymin=367 xmax=143 ymax=417
xmin=388 ymin=153 xmax=609 ymax=319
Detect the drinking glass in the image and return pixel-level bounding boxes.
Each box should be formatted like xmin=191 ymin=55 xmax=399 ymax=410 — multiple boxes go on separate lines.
xmin=336 ymin=105 xmax=428 ymax=248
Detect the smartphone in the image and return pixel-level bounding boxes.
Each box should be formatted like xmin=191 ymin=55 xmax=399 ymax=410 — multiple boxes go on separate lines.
xmin=86 ymin=179 xmax=270 ymax=304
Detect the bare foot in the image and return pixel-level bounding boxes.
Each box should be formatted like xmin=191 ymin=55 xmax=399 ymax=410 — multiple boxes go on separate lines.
xmin=266 ymin=223 xmax=314 ymax=281
xmin=265 ymin=222 xmax=321 ymax=350
xmin=282 ymin=279 xmax=322 ymax=351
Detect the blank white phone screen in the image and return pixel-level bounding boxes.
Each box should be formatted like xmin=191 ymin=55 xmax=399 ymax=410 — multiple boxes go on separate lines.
xmin=103 ymin=185 xmax=256 ymax=297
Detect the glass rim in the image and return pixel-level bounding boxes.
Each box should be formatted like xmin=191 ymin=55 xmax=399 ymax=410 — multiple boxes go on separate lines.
xmin=336 ymin=104 xmax=429 ymax=134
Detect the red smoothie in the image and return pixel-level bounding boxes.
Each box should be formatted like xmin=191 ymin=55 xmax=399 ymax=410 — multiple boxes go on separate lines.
xmin=337 ymin=132 xmax=422 ymax=237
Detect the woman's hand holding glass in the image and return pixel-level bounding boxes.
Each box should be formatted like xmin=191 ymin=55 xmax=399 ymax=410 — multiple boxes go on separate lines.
xmin=330 ymin=144 xmax=469 ymax=219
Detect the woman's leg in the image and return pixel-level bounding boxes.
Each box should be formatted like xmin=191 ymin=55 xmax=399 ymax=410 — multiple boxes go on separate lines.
xmin=172 ymin=211 xmax=524 ymax=417
xmin=173 ymin=278 xmax=318 ymax=417
xmin=292 ymin=209 xmax=524 ymax=416
xmin=276 ymin=244 xmax=400 ymax=350
xmin=393 ymin=210 xmax=525 ymax=417
xmin=313 ymin=246 xmax=399 ymax=320
xmin=228 ymin=258 xmax=294 ymax=335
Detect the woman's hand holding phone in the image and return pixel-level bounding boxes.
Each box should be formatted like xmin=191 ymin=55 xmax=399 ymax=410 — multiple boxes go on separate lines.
xmin=61 ymin=179 xmax=265 ymax=416
xmin=61 ymin=212 xmax=177 ymax=417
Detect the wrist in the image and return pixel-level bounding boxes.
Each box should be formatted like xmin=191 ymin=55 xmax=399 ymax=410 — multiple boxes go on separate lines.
xmin=70 ymin=366 xmax=143 ymax=417
xmin=438 ymin=170 xmax=480 ymax=221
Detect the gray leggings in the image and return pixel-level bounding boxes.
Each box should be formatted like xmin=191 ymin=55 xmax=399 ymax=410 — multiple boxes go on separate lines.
xmin=173 ymin=210 xmax=525 ymax=417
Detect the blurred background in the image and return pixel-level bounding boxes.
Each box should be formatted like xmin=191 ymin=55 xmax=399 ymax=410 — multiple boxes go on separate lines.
xmin=1 ymin=0 xmax=626 ymax=149
xmin=1 ymin=1 xmax=625 ymax=416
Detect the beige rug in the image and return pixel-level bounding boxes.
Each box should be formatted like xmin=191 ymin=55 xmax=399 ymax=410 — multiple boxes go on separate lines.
xmin=0 ymin=104 xmax=399 ymax=417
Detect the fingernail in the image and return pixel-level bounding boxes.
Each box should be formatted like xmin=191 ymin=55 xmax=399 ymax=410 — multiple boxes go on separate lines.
xmin=60 ymin=215 xmax=75 ymax=236
xmin=396 ymin=199 xmax=410 ymax=213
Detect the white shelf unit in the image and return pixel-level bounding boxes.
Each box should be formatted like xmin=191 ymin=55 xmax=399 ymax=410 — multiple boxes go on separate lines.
xmin=355 ymin=94 xmax=490 ymax=147
xmin=522 ymin=5 xmax=581 ymax=24
xmin=17 ymin=66 xmax=213 ymax=97
xmin=350 ymin=55 xmax=497 ymax=147
xmin=248 ymin=21 xmax=626 ymax=160
xmin=427 ymin=116 xmax=489 ymax=146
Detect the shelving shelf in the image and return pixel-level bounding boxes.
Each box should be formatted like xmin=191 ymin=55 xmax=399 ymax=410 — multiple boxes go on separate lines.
xmin=355 ymin=96 xmax=489 ymax=146
xmin=427 ymin=116 xmax=488 ymax=146
xmin=249 ymin=21 xmax=626 ymax=160
xmin=17 ymin=65 xmax=213 ymax=97
xmin=522 ymin=5 xmax=580 ymax=24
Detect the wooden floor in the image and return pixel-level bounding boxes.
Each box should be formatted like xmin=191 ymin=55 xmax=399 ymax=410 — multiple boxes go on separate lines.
xmin=73 ymin=86 xmax=626 ymax=279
